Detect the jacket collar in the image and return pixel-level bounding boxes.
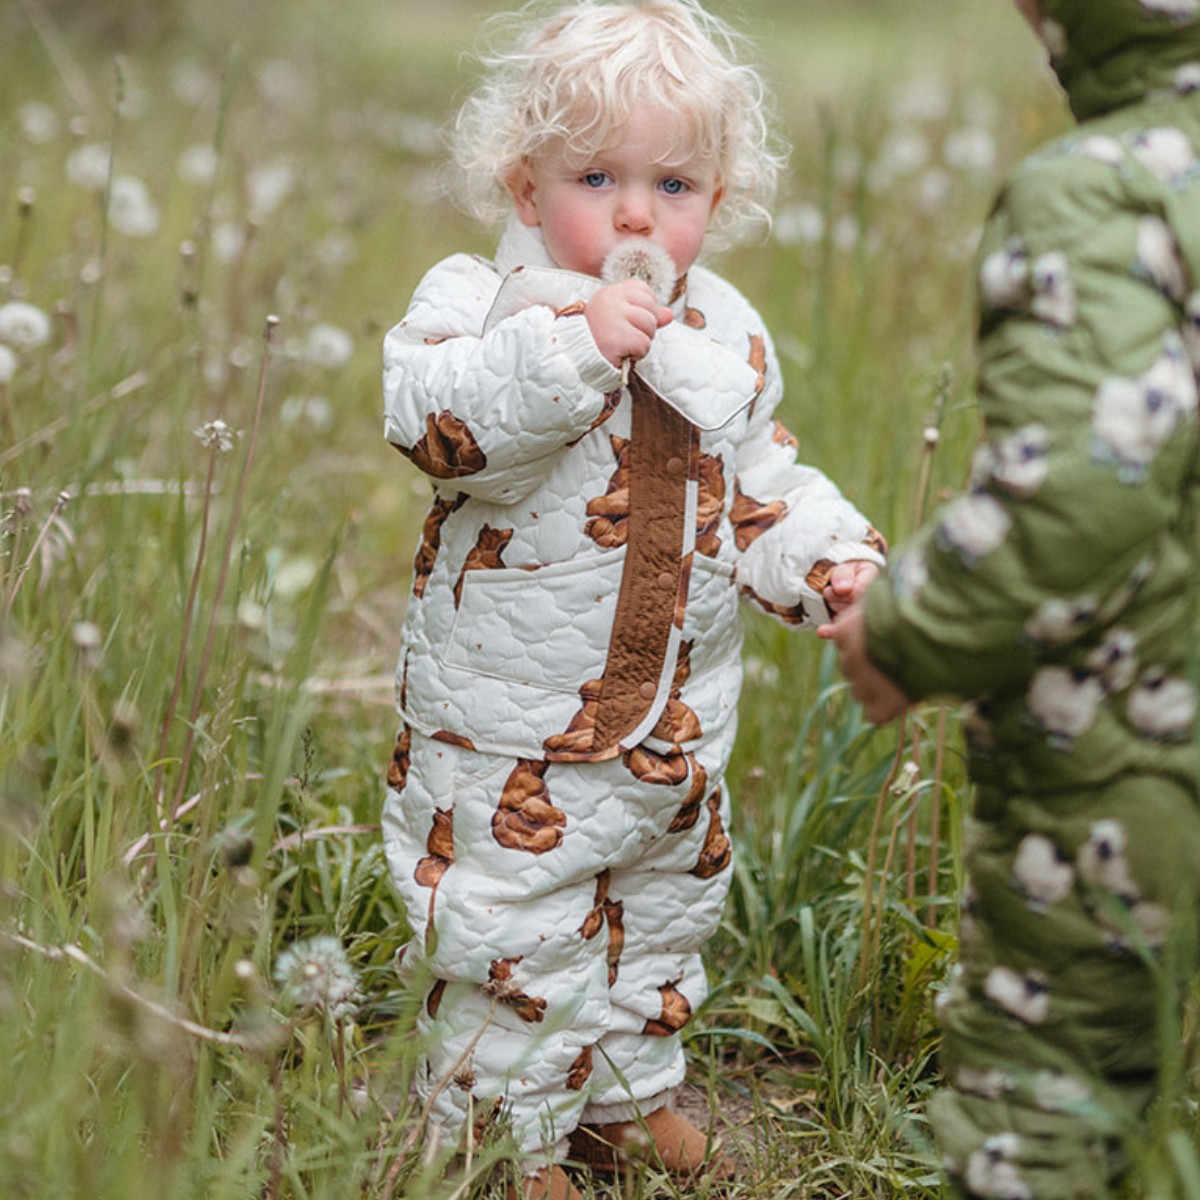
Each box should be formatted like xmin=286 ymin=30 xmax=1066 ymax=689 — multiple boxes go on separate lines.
xmin=493 ymin=217 xmax=691 ymax=319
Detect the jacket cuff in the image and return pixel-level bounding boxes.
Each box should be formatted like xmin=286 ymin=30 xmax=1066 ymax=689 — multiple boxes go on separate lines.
xmin=551 ymin=311 xmax=623 ymax=396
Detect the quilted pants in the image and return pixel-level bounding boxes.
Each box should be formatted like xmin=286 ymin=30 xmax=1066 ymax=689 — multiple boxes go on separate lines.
xmin=930 ymin=775 xmax=1200 ymax=1200
xmin=382 ymin=725 xmax=734 ymax=1165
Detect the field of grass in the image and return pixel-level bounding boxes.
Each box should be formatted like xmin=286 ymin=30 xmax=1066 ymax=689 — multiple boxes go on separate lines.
xmin=6 ymin=1 xmax=1196 ymax=1197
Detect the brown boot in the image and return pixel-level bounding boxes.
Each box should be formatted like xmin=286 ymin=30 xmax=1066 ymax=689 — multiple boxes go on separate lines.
xmin=505 ymin=1164 xmax=581 ymax=1200
xmin=568 ymin=1106 xmax=731 ymax=1179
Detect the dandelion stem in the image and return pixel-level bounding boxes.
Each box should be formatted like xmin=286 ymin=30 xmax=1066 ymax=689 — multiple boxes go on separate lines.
xmin=0 ymin=929 xmax=258 ymax=1048
xmin=153 ymin=445 xmax=220 ymax=821
xmin=4 ymin=489 xmax=69 ymax=619
xmin=172 ymin=315 xmax=277 ymax=812
xmin=398 ymin=1000 xmax=497 ymax=1158
xmin=859 ymin=712 xmax=908 ymax=992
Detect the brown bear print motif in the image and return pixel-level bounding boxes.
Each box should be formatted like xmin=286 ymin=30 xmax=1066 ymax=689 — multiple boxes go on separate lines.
xmin=694 ymin=453 xmax=725 ymax=557
xmin=426 ymin=977 xmax=447 ymax=1019
xmin=643 ymin=978 xmax=692 ymax=1037
xmin=566 ymin=1045 xmax=594 ymax=1091
xmin=690 ymin=789 xmax=731 ymax=880
xmin=543 ymin=678 xmax=604 ymax=760
xmin=394 ymin=410 xmax=487 ymax=479
xmin=387 ymin=726 xmax=412 ymax=793
xmin=747 ymin=334 xmax=767 ymax=405
xmin=413 ymin=804 xmax=455 ymax=942
xmin=729 ymin=480 xmax=787 ymax=552
xmin=579 ymin=869 xmax=627 ymax=987
xmin=412 ymin=493 xmax=468 ymax=599
xmin=492 ymin=759 xmax=567 ymax=854
xmin=453 ymin=524 xmax=513 ymax=608
xmin=485 ymin=956 xmax=548 ymax=1023
xmin=584 ymin=435 xmax=632 ymax=549
xmin=648 ymin=640 xmax=702 ymax=744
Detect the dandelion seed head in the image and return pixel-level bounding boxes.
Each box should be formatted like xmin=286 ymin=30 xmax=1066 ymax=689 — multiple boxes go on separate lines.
xmin=246 ymin=160 xmax=296 ymax=221
xmin=177 ymin=143 xmax=219 ymax=186
xmin=194 ymin=418 xmax=235 ymax=452
xmin=19 ymin=101 xmax=59 ymax=145
xmin=274 ymin=935 xmax=360 ymax=1020
xmin=303 ymin=322 xmax=353 ymax=369
xmin=108 ymin=176 xmax=160 ymax=239
xmin=66 ymin=143 xmax=111 ymax=191
xmin=72 ymin=620 xmax=102 ymax=669
xmin=235 ymin=959 xmax=257 ymax=982
xmin=0 ymin=302 xmax=51 ymax=352
xmin=280 ymin=395 xmax=334 ymax=432
xmin=600 ymin=239 xmax=677 ymax=305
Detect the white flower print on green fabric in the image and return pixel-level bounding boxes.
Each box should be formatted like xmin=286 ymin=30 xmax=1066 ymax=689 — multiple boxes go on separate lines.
xmin=1134 ymin=216 xmax=1187 ymax=300
xmin=1026 ymin=665 xmax=1105 ymax=745
xmin=985 ymin=966 xmax=1051 ymax=1025
xmin=1030 ymin=250 xmax=1077 ymax=327
xmin=1127 ymin=668 xmax=1196 ymax=738
xmin=1130 ymin=126 xmax=1198 ymax=184
xmin=1023 ymin=595 xmax=1099 ymax=645
xmin=937 ymin=492 xmax=1011 ymax=564
xmin=1139 ymin=0 xmax=1199 ymax=22
xmin=1012 ymin=833 xmax=1075 ymax=909
xmin=1092 ymin=333 xmax=1196 ymax=480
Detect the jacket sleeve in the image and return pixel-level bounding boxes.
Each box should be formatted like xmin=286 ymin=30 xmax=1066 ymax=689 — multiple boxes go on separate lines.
xmin=731 ymin=324 xmax=887 ymax=630
xmin=382 ymin=253 xmax=622 ymax=505
xmin=864 ymin=149 xmax=1198 ymax=701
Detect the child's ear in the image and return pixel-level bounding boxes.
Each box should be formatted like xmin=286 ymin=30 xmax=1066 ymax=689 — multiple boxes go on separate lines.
xmin=507 ymin=160 xmax=540 ymax=227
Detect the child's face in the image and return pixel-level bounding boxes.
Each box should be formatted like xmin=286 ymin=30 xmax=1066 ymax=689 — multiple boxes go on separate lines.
xmin=507 ymin=104 xmax=724 ymax=279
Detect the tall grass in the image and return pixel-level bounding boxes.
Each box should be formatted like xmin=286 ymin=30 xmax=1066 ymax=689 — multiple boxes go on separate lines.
xmin=3 ymin=0 xmax=1195 ymax=1196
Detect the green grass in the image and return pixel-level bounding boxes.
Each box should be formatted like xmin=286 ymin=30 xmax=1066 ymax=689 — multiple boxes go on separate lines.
xmin=1 ymin=0 xmax=1195 ymax=1197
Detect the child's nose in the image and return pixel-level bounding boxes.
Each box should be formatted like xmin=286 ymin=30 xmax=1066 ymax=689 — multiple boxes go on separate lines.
xmin=615 ymin=189 xmax=653 ymax=233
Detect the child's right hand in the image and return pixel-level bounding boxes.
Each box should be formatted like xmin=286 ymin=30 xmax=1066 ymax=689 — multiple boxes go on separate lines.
xmin=585 ymin=280 xmax=673 ymax=369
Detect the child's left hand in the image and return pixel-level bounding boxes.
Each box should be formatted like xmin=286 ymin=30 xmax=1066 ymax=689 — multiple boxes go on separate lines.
xmin=820 ymin=559 xmax=879 ymax=619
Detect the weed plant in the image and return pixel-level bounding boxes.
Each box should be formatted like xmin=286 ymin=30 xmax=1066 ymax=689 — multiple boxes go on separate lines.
xmin=1 ymin=0 xmax=1196 ymax=1197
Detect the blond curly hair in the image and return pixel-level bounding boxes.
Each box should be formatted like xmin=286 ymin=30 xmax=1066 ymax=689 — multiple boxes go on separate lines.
xmin=447 ymin=0 xmax=787 ymax=249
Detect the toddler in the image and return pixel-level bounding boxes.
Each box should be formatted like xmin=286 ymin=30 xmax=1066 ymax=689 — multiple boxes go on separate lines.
xmin=827 ymin=1 xmax=1200 ymax=1196
xmin=381 ymin=3 xmax=885 ymax=1196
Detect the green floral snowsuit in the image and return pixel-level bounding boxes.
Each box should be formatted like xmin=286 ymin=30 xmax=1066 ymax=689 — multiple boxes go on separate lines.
xmin=863 ymin=3 xmax=1200 ymax=1196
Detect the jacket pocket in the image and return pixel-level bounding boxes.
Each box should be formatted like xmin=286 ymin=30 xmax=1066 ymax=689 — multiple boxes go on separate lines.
xmin=441 ymin=548 xmax=625 ymax=692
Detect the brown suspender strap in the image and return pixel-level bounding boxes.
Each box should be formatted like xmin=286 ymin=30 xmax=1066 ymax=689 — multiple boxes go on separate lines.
xmin=590 ymin=371 xmax=696 ymax=752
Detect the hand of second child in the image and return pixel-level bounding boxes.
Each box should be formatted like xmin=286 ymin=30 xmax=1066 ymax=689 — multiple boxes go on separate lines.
xmin=822 ymin=559 xmax=879 ymax=618
xmin=821 ymin=604 xmax=911 ymax=724
xmin=586 ymin=279 xmax=674 ymax=369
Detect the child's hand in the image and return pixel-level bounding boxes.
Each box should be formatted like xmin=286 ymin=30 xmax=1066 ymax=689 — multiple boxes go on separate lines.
xmin=585 ymin=279 xmax=674 ymax=369
xmin=821 ymin=559 xmax=879 ymax=617
xmin=819 ymin=604 xmax=911 ymax=724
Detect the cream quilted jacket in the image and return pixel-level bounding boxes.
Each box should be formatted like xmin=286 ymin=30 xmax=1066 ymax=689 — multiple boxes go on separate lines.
xmin=383 ymin=220 xmax=885 ymax=763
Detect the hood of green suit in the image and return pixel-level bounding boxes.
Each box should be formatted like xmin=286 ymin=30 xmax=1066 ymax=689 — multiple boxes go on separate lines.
xmin=1035 ymin=0 xmax=1200 ymax=120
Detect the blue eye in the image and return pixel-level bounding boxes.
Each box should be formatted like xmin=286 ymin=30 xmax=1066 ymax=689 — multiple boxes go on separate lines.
xmin=583 ymin=171 xmax=609 ymax=188
xmin=661 ymin=177 xmax=688 ymax=196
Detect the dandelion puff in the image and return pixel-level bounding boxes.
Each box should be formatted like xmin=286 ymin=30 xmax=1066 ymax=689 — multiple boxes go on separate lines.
xmin=193 ymin=419 xmax=235 ymax=452
xmin=303 ymin=323 xmax=354 ymax=369
xmin=0 ymin=346 xmax=17 ymax=383
xmin=177 ymin=143 xmax=219 ymax=186
xmin=108 ymin=176 xmax=160 ymax=238
xmin=0 ymin=302 xmax=51 ymax=351
xmin=19 ymin=101 xmax=59 ymax=145
xmin=274 ymin=935 xmax=360 ymax=1020
xmin=601 ymin=238 xmax=678 ymax=305
xmin=66 ymin=143 xmax=111 ymax=191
